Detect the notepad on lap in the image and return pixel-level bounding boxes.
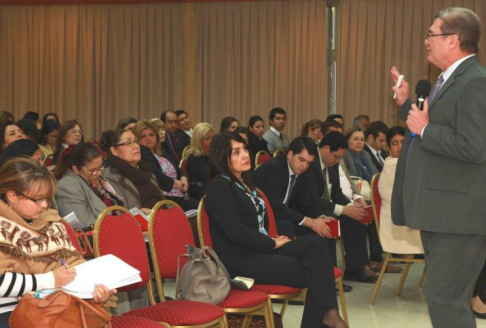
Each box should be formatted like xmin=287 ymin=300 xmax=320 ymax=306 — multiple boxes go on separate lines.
xmin=60 ymin=254 xmax=142 ymax=299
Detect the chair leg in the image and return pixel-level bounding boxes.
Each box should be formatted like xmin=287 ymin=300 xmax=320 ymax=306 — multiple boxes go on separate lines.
xmin=336 ymin=277 xmax=349 ymax=326
xmin=419 ymin=266 xmax=427 ymax=287
xmin=338 ymin=237 xmax=346 ymax=270
xmin=264 ymin=299 xmax=276 ymax=328
xmin=279 ymin=300 xmax=289 ymax=317
xmin=241 ymin=315 xmax=253 ymax=328
xmin=396 ymin=255 xmax=413 ymax=295
xmin=370 ymin=253 xmax=391 ymax=305
xmin=220 ymin=315 xmax=229 ymax=328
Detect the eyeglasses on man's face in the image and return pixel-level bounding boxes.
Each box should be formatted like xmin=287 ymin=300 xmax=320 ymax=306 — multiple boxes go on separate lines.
xmin=426 ymin=32 xmax=454 ymax=41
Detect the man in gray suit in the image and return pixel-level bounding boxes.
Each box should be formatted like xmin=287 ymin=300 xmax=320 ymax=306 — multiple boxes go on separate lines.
xmin=391 ymin=7 xmax=486 ymax=328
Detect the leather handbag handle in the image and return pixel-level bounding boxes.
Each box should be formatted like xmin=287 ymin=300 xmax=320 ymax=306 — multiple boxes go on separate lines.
xmin=203 ymin=246 xmax=230 ymax=279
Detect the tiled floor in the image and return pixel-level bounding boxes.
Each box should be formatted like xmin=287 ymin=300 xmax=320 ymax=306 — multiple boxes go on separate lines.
xmin=164 ymin=262 xmax=486 ymax=328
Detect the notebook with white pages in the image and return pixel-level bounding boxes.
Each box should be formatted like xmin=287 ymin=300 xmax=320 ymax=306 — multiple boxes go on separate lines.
xmin=44 ymin=254 xmax=142 ymax=299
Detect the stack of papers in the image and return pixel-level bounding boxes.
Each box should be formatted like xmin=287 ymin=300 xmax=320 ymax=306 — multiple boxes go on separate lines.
xmin=60 ymin=254 xmax=142 ymax=299
xmin=64 ymin=212 xmax=83 ymax=229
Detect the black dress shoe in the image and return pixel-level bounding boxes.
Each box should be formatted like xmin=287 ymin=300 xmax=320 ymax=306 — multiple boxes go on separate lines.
xmin=473 ymin=310 xmax=486 ymax=319
xmin=335 ymin=283 xmax=353 ymax=293
xmin=344 ymin=265 xmax=378 ymax=283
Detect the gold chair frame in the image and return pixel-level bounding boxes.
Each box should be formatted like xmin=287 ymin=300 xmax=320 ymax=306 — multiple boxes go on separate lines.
xmin=254 ymin=150 xmax=271 ymax=169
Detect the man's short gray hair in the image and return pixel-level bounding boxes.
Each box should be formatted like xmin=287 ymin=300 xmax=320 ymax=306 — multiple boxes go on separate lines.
xmin=435 ymin=7 xmax=481 ymax=54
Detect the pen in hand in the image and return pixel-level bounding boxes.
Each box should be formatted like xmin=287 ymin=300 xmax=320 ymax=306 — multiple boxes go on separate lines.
xmin=61 ymin=259 xmax=68 ymax=269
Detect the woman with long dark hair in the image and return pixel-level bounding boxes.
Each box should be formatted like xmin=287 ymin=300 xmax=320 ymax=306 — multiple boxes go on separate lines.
xmin=205 ymin=132 xmax=347 ymax=328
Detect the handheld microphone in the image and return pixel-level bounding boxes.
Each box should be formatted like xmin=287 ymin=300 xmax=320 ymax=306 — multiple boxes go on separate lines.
xmin=411 ymin=80 xmax=431 ymax=137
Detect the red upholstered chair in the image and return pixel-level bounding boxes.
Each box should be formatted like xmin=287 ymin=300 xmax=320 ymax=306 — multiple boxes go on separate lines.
xmin=93 ymin=206 xmax=228 ymax=327
xmin=369 ymin=173 xmax=426 ymax=305
xmin=60 ymin=219 xmax=83 ymax=254
xmin=255 ymin=150 xmax=272 ymax=169
xmin=111 ymin=316 xmax=166 ymax=327
xmin=62 ymin=218 xmax=164 ymax=327
xmin=43 ymin=154 xmax=54 ymax=167
xmin=272 ymin=148 xmax=286 ymax=158
xmin=148 ymin=200 xmax=274 ymax=328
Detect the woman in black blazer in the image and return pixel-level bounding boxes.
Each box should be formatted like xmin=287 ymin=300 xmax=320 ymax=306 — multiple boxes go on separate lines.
xmin=247 ymin=116 xmax=269 ymax=166
xmin=205 ymin=132 xmax=347 ymax=328
xmin=185 ymin=123 xmax=215 ymax=200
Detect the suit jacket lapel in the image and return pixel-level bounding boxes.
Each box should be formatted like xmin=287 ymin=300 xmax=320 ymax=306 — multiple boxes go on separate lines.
xmin=429 ymin=56 xmax=479 ymax=110
xmin=232 ymin=182 xmax=259 ymax=218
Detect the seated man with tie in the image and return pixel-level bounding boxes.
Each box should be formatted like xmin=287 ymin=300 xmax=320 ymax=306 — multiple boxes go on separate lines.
xmin=254 ymin=137 xmax=335 ymax=240
xmin=160 ymin=110 xmax=191 ymax=162
xmin=301 ymin=131 xmax=379 ymax=283
xmin=363 ymin=121 xmax=389 ymax=172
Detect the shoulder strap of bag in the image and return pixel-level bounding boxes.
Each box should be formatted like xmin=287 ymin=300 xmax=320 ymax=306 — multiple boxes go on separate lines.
xmin=203 ymin=246 xmax=230 ymax=279
xmin=176 ymin=253 xmax=194 ymax=300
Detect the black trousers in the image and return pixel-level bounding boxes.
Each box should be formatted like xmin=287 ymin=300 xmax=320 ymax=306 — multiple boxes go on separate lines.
xmin=367 ymin=221 xmax=383 ymax=263
xmin=338 ymin=215 xmax=369 ymax=271
xmin=222 ymin=234 xmax=338 ymax=328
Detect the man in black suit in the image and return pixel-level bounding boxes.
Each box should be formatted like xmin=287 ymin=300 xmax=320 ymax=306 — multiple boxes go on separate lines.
xmin=160 ymin=110 xmax=191 ymax=162
xmin=254 ymin=137 xmax=336 ymax=240
xmin=363 ymin=121 xmax=388 ymax=172
xmin=301 ymin=132 xmax=378 ymax=283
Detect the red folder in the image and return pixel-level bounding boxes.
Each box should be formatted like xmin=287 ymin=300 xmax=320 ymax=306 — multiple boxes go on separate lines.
xmin=327 ymin=219 xmax=341 ymax=237
xmin=360 ymin=206 xmax=375 ymax=225
xmin=133 ymin=214 xmax=149 ymax=231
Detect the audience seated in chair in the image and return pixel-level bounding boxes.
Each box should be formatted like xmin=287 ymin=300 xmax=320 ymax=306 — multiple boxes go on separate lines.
xmin=363 ymin=121 xmax=389 ymax=172
xmin=301 ymin=118 xmax=323 ymax=144
xmin=378 ymin=126 xmax=423 ymax=255
xmin=247 ymin=115 xmax=269 ymax=168
xmin=160 ymin=110 xmax=190 ymax=163
xmin=53 ymin=120 xmax=84 ymax=164
xmin=132 ymin=120 xmax=198 ymax=211
xmin=37 ymin=120 xmax=60 ymax=161
xmin=54 ymin=142 xmax=124 ymax=228
xmin=0 ymin=157 xmax=115 ymax=328
xmin=205 ymin=132 xmax=347 ymax=328
xmin=185 ymin=123 xmax=215 ymax=200
xmin=100 ymin=129 xmax=164 ymax=212
xmin=219 ymin=116 xmax=239 ymax=132
xmin=175 ymin=109 xmax=193 ymax=138
xmin=262 ymin=107 xmax=290 ymax=153
xmin=0 ymin=139 xmax=43 ymax=166
xmin=0 ymin=121 xmax=25 ymax=154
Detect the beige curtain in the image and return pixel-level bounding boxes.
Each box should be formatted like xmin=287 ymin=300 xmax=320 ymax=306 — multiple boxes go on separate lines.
xmin=0 ymin=4 xmax=185 ymax=139
xmin=337 ymin=0 xmax=486 ymax=129
xmin=195 ymin=0 xmax=328 ymax=138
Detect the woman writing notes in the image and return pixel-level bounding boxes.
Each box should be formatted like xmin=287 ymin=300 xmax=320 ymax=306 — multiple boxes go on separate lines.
xmin=0 ymin=157 xmax=114 ymax=328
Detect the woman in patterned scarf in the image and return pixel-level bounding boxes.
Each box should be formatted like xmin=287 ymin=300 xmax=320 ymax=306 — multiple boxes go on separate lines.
xmin=0 ymin=156 xmax=115 ymax=327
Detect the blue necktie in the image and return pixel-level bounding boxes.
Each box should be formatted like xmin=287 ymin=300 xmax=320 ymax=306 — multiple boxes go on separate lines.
xmin=285 ymin=175 xmax=296 ymax=206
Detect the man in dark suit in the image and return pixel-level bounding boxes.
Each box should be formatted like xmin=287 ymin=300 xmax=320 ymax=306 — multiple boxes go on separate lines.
xmin=160 ymin=110 xmax=190 ymax=162
xmin=363 ymin=121 xmax=388 ymax=172
xmin=254 ymin=137 xmax=336 ymax=240
xmin=392 ymin=7 xmax=486 ymax=328
xmin=301 ymin=132 xmax=379 ymax=283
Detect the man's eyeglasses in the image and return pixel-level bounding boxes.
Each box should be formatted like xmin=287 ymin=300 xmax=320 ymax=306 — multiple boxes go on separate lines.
xmin=16 ymin=192 xmax=48 ymax=205
xmin=115 ymin=139 xmax=141 ymax=147
xmin=79 ymin=165 xmax=105 ymax=176
xmin=426 ymin=32 xmax=454 ymax=40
